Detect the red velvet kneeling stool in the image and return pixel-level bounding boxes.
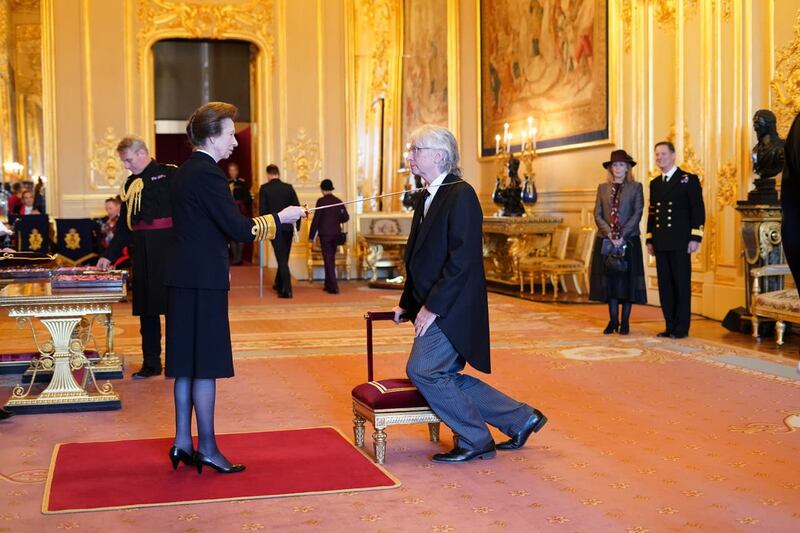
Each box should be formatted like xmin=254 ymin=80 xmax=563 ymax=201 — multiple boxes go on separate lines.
xmin=351 ymin=312 xmax=444 ymax=464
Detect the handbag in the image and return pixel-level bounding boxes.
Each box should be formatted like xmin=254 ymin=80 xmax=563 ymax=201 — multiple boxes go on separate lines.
xmin=601 ymin=238 xmax=628 ymax=273
xmin=335 ymin=232 xmax=347 ymax=245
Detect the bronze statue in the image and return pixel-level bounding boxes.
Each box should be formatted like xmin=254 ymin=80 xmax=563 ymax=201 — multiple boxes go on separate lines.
xmin=748 ymin=109 xmax=784 ymax=204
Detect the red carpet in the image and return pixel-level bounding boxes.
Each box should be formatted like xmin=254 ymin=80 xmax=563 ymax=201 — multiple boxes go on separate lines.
xmin=43 ymin=426 xmax=399 ymax=513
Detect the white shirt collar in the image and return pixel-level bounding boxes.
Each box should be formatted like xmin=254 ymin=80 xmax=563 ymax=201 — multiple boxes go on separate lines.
xmin=426 ymin=171 xmax=449 ymax=200
xmin=423 ymin=171 xmax=448 ymax=216
xmin=663 ymin=166 xmax=678 ymax=180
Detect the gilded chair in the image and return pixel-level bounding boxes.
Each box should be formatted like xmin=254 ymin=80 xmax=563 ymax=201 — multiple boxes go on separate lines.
xmin=306 ymin=237 xmax=351 ymax=282
xmin=517 ymin=225 xmax=571 ymax=293
xmin=539 ymin=227 xmax=597 ymax=297
xmin=352 ymin=312 xmax=456 ymax=464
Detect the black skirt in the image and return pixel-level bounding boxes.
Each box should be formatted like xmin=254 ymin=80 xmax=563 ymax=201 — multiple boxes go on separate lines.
xmin=165 ymin=287 xmax=234 ymax=378
xmin=588 ymin=236 xmax=647 ymax=304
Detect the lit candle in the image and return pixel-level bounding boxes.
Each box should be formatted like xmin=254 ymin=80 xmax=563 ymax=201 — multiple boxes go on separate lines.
xmin=527 ymin=116 xmax=533 ymax=137
xmin=506 ymin=132 xmax=513 ymax=152
xmin=520 ymin=131 xmax=527 ymax=152
xmin=531 ymin=127 xmax=538 ymax=151
xmin=495 ymin=134 xmax=501 ymax=154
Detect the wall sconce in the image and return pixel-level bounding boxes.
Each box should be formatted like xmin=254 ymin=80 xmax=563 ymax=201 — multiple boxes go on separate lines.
xmin=3 ymin=161 xmax=24 ymax=182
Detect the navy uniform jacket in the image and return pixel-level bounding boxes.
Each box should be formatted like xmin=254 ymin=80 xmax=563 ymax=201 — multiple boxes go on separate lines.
xmin=399 ymin=174 xmax=491 ymax=374
xmin=259 ymin=179 xmax=300 ymax=232
xmin=103 ymin=159 xmax=175 ymax=316
xmin=309 ymin=194 xmax=349 ymax=240
xmin=645 ymin=167 xmax=705 ymax=251
xmin=167 ymin=151 xmax=280 ymax=290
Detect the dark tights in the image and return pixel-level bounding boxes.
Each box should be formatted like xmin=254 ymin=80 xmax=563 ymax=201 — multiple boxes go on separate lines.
xmin=173 ymin=377 xmax=232 ymax=468
xmin=607 ymin=298 xmax=632 ymax=326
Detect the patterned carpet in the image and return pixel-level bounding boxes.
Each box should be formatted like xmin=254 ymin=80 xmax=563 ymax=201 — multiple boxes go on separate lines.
xmin=0 ymin=268 xmax=799 ymax=531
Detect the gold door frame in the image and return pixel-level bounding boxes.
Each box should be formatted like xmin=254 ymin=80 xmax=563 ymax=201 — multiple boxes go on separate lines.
xmin=136 ymin=0 xmax=276 ymax=185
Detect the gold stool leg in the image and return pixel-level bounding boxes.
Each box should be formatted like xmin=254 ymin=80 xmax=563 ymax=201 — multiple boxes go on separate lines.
xmin=776 ymin=320 xmax=786 ymax=346
xmin=373 ymin=427 xmax=387 ymax=464
xmin=353 ymin=410 xmax=366 ymax=447
xmin=428 ymin=422 xmax=440 ymax=442
xmin=751 ymin=315 xmax=760 ymax=340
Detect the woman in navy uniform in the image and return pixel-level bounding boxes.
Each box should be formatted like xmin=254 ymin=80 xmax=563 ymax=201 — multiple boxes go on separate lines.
xmin=99 ymin=137 xmax=175 ymax=379
xmin=308 ymin=178 xmax=349 ymax=294
xmin=645 ymin=141 xmax=705 ymax=339
xmin=588 ymin=150 xmax=647 ymax=334
xmin=166 ymin=102 xmax=305 ymax=474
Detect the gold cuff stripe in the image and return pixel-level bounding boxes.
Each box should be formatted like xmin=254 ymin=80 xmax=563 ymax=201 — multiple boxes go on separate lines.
xmin=691 ymin=228 xmax=704 ymax=237
xmin=645 ymin=233 xmax=652 ymax=239
xmin=251 ymin=215 xmax=277 ymax=241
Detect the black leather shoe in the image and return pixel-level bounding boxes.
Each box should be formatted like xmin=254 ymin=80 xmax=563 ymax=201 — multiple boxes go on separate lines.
xmin=169 ymin=446 xmax=195 ymax=469
xmin=194 ymin=452 xmax=245 ymax=474
xmin=431 ymin=442 xmax=496 ymax=463
xmin=325 ymin=288 xmax=340 ymax=294
xmin=656 ymin=331 xmax=673 ymax=338
xmin=0 ymin=408 xmax=14 ymax=420
xmin=603 ymin=321 xmax=619 ymax=334
xmin=496 ymin=410 xmax=548 ymax=450
xmin=619 ymin=323 xmax=630 ymax=335
xmin=669 ymin=332 xmax=688 ymax=339
xmin=278 ymin=291 xmax=293 ymax=299
xmin=132 ymin=367 xmax=162 ymax=379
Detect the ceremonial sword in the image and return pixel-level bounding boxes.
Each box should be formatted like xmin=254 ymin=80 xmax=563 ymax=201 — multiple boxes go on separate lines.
xmin=302 ymin=180 xmax=461 ymax=213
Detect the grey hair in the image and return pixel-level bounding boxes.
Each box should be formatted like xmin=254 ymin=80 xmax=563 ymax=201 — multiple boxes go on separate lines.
xmin=116 ymin=136 xmax=149 ymax=154
xmin=409 ymin=125 xmax=462 ymax=177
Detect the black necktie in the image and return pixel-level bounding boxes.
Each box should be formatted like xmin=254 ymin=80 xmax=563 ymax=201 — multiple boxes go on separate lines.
xmin=420 ymin=190 xmax=431 ymax=220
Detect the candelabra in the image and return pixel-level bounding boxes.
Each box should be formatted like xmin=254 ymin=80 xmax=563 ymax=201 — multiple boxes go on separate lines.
xmin=492 ymin=120 xmax=538 ymax=217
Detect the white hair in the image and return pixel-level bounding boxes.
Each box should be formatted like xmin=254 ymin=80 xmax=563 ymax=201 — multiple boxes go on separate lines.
xmin=409 ymin=125 xmax=462 ymax=177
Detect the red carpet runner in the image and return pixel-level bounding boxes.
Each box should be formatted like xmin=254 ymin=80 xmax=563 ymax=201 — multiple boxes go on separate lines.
xmin=43 ymin=427 xmax=399 ymax=513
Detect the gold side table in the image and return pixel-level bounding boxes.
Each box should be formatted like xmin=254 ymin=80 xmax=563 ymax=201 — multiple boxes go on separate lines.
xmin=0 ymin=282 xmax=123 ymax=413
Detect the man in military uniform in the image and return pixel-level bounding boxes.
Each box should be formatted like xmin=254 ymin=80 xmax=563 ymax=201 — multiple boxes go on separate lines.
xmin=258 ymin=164 xmax=300 ymax=298
xmin=645 ymin=141 xmax=705 ymax=339
xmin=98 ymin=136 xmax=175 ymax=378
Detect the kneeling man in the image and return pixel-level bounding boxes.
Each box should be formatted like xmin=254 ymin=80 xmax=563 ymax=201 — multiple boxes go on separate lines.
xmin=394 ymin=125 xmax=547 ymax=463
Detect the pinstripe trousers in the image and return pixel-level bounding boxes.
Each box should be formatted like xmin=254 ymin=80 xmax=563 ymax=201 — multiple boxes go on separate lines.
xmin=406 ymin=322 xmax=534 ymax=450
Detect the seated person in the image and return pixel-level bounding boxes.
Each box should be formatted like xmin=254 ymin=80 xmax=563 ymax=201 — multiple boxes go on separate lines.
xmin=98 ymin=196 xmax=121 ymax=251
xmin=15 ymin=190 xmax=40 ymax=215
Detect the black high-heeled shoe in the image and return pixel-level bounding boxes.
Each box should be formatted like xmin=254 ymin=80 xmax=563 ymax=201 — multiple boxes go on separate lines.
xmin=619 ymin=322 xmax=630 ymax=335
xmin=194 ymin=452 xmax=246 ymax=474
xmin=169 ymin=446 xmax=195 ymax=470
xmin=603 ymin=321 xmax=619 ymax=334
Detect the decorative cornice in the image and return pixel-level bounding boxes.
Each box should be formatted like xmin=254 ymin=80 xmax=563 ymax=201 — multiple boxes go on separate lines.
xmin=770 ymin=10 xmax=800 ymax=137
xmin=136 ymin=0 xmax=274 ymax=69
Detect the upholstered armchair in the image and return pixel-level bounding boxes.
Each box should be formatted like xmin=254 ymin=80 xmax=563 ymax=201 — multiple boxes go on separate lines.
xmin=516 ymin=225 xmax=571 ymax=293
xmin=539 ymin=227 xmax=597 ymax=297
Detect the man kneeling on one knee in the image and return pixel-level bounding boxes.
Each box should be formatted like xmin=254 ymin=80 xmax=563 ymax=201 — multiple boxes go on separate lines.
xmin=393 ymin=125 xmax=547 ymax=463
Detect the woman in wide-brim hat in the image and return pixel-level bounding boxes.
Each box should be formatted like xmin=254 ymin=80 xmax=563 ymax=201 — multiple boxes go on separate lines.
xmin=588 ymin=149 xmax=647 ymax=334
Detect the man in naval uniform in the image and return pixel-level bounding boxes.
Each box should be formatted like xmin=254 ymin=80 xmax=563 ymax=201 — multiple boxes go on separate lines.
xmin=645 ymin=141 xmax=705 ymax=339
xmin=98 ymin=136 xmax=176 ymax=379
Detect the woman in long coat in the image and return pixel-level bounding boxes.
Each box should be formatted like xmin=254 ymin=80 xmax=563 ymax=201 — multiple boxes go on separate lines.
xmin=588 ymin=149 xmax=647 ymax=334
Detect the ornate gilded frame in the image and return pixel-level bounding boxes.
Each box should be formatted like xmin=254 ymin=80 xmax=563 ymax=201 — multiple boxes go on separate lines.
xmin=476 ymin=0 xmax=612 ymax=158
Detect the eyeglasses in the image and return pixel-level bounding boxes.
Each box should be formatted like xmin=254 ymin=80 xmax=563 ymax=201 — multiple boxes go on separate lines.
xmin=407 ymin=145 xmax=435 ymax=154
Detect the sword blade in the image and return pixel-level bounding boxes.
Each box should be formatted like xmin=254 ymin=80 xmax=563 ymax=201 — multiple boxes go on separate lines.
xmin=305 ymin=180 xmax=458 ymax=212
